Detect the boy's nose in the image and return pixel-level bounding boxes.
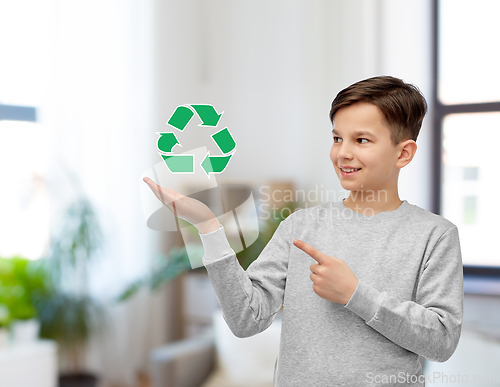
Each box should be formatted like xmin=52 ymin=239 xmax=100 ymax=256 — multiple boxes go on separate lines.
xmin=337 ymin=143 xmax=353 ymax=160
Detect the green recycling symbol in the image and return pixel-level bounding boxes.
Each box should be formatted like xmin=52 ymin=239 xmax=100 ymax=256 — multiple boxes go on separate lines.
xmin=157 ymin=104 xmax=236 ymax=177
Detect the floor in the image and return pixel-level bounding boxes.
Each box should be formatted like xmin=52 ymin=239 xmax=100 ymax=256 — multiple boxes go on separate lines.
xmin=107 ymin=372 xmax=150 ymax=387
xmin=136 ymin=372 xmax=150 ymax=387
xmin=201 ymin=367 xmax=273 ymax=387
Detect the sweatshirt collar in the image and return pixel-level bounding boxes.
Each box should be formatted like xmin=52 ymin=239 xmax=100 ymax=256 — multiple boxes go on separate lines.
xmin=334 ymin=198 xmax=411 ymax=222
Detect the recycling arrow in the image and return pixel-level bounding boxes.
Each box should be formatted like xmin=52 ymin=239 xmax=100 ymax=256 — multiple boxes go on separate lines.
xmin=191 ymin=105 xmax=222 ymax=127
xmin=201 ymin=152 xmax=233 ymax=176
xmin=157 ymin=132 xmax=181 ymax=153
xmin=161 ymin=154 xmax=194 ymax=173
xmin=166 ymin=104 xmax=222 ymax=131
xmin=157 ymin=104 xmax=236 ymax=177
xmin=212 ymin=127 xmax=236 ymax=154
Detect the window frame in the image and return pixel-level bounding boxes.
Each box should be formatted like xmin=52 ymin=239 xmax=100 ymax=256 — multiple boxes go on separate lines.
xmin=432 ymin=0 xmax=500 ymax=278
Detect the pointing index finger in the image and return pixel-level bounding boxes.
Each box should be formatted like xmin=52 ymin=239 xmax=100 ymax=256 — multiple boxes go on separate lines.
xmin=293 ymin=239 xmax=326 ymax=264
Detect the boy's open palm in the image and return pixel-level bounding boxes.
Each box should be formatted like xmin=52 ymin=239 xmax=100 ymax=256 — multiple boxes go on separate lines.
xmin=143 ymin=177 xmax=219 ymax=233
xmin=293 ymin=239 xmax=359 ymax=305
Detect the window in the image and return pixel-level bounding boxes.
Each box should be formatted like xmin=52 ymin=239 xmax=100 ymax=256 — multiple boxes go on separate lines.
xmin=433 ymin=0 xmax=500 ymax=277
xmin=0 ymin=1 xmax=51 ymax=260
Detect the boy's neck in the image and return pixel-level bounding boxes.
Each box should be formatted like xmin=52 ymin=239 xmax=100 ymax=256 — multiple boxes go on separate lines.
xmin=343 ymin=192 xmax=403 ymax=215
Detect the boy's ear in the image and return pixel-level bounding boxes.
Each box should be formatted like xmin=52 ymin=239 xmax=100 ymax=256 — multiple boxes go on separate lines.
xmin=396 ymin=139 xmax=417 ymax=168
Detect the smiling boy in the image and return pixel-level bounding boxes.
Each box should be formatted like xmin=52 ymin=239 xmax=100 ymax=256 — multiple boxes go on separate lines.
xmin=332 ymin=102 xmax=412 ymax=215
xmin=145 ymin=75 xmax=464 ymax=386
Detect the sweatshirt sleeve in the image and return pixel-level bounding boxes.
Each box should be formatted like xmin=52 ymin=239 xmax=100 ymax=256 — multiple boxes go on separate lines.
xmin=199 ymin=218 xmax=292 ymax=338
xmin=344 ymin=225 xmax=464 ymax=362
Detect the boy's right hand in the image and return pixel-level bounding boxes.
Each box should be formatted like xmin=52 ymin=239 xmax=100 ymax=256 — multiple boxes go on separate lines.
xmin=143 ymin=177 xmax=221 ymax=234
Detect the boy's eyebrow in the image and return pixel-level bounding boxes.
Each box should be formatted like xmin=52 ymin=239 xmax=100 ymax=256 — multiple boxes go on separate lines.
xmin=331 ymin=128 xmax=376 ymax=137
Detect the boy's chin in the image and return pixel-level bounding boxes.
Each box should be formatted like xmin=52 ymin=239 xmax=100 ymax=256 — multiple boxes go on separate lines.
xmin=338 ymin=181 xmax=363 ymax=190
xmin=342 ymin=187 xmax=364 ymax=193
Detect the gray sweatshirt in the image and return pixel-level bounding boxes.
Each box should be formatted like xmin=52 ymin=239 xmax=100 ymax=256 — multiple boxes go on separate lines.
xmin=199 ymin=199 xmax=464 ymax=386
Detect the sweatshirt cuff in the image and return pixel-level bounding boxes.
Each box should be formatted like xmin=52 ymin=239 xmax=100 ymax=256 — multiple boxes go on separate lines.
xmin=343 ymin=280 xmax=384 ymax=322
xmin=198 ymin=224 xmax=235 ymax=263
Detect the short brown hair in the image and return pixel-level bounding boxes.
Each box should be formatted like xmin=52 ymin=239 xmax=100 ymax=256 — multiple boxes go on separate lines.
xmin=329 ymin=76 xmax=428 ymax=146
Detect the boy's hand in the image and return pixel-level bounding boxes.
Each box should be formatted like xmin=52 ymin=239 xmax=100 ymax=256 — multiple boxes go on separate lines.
xmin=143 ymin=177 xmax=220 ymax=234
xmin=293 ymin=239 xmax=359 ymax=306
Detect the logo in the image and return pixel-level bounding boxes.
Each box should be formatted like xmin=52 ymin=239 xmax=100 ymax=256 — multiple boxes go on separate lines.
xmin=157 ymin=104 xmax=237 ymax=177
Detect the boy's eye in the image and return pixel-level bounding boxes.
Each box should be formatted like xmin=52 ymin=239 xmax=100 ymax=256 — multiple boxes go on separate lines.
xmin=332 ymin=136 xmax=369 ymax=144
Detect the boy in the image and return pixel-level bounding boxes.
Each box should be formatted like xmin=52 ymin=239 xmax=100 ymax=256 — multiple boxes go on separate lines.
xmin=144 ymin=75 xmax=463 ymax=386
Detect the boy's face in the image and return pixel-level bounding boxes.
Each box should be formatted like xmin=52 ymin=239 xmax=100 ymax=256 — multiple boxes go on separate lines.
xmin=330 ymin=102 xmax=407 ymax=197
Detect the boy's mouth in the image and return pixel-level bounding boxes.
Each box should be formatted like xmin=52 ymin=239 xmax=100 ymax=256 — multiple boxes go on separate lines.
xmin=339 ymin=166 xmax=361 ymax=176
xmin=339 ymin=166 xmax=361 ymax=172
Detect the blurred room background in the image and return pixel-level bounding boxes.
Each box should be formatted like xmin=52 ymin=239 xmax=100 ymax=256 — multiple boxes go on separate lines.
xmin=1 ymin=0 xmax=499 ymax=386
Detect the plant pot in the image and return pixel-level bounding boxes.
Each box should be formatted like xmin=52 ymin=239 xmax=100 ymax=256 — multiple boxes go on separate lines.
xmin=11 ymin=318 xmax=40 ymax=343
xmin=59 ymin=373 xmax=98 ymax=387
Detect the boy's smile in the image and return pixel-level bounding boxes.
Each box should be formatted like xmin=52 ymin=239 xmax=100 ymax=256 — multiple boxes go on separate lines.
xmin=330 ymin=102 xmax=416 ymax=213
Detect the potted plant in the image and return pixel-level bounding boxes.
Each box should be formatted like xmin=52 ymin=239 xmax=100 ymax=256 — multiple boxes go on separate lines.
xmin=35 ymin=195 xmax=107 ymax=387
xmin=0 ymin=256 xmax=50 ymax=344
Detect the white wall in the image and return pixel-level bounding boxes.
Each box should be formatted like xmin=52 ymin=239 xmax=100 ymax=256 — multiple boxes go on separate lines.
xmin=379 ymin=0 xmax=434 ymax=209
